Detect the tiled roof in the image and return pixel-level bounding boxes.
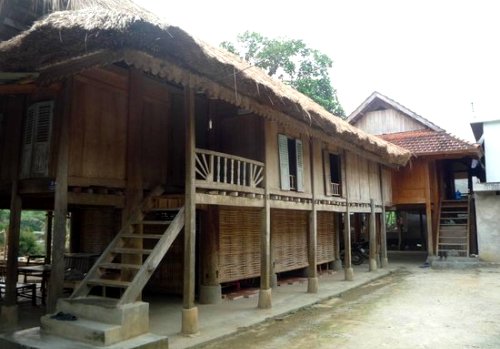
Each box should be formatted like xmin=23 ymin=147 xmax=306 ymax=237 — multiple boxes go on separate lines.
xmin=379 ymin=129 xmax=481 ymax=157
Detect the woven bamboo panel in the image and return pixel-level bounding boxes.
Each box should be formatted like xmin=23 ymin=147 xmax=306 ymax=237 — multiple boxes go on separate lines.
xmin=146 ymin=228 xmax=184 ymax=295
xmin=317 ymin=212 xmax=335 ymax=264
xmin=271 ymin=209 xmax=308 ymax=273
xmin=218 ymin=207 xmax=261 ymax=283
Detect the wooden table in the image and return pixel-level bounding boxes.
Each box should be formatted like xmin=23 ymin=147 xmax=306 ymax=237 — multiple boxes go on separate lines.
xmin=18 ymin=264 xmax=51 ymax=305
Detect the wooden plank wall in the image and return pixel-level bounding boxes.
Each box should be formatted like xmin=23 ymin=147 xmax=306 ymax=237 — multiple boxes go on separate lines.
xmin=345 ymin=152 xmax=383 ymax=204
xmin=392 ymin=158 xmax=428 ymax=204
xmin=354 ymin=109 xmax=427 ymax=135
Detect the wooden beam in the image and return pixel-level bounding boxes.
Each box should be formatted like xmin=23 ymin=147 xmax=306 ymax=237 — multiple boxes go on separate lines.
xmin=47 ymin=79 xmax=71 ymax=312
xmin=307 ymin=138 xmax=318 ymax=293
xmin=343 ymin=151 xmax=353 ymax=281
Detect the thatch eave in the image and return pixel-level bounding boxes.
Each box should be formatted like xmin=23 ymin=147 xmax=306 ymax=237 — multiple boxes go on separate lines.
xmin=0 ymin=8 xmax=411 ymax=166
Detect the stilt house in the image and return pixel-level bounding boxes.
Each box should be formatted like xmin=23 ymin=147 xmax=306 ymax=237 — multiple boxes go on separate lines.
xmin=0 ymin=3 xmax=410 ymax=346
xmin=348 ymin=92 xmax=482 ymax=258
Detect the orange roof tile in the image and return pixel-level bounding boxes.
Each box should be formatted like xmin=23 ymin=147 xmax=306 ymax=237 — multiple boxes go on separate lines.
xmin=379 ymin=130 xmax=481 ymax=157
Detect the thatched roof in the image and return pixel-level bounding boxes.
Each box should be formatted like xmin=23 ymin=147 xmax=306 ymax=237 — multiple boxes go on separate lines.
xmin=0 ymin=5 xmax=411 ymax=166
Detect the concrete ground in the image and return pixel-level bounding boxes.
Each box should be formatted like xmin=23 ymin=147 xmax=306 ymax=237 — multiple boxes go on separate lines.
xmin=0 ymin=252 xmax=427 ymax=349
xmin=198 ymin=255 xmax=500 ymax=349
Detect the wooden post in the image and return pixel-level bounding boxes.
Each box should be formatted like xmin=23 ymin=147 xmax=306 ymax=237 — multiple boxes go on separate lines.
xmin=2 ymin=95 xmax=24 ymax=325
xmin=45 ymin=211 xmax=53 ymax=264
xmin=333 ymin=213 xmax=343 ymax=270
xmin=122 ymin=68 xmax=144 ymax=282
xmin=258 ymin=120 xmax=272 ymax=309
xmin=199 ymin=206 xmax=221 ymax=304
xmin=343 ymin=151 xmax=353 ymax=281
xmin=369 ymin=199 xmax=377 ymax=271
xmin=47 ymin=80 xmax=71 ymax=313
xmin=182 ymin=87 xmax=198 ymax=334
xmin=378 ymin=165 xmax=388 ymax=267
xmin=425 ymin=162 xmax=434 ymax=256
xmin=307 ymin=138 xmax=318 ymax=293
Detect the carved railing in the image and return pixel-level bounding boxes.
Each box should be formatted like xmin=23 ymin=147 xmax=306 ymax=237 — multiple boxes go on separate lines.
xmin=330 ymin=182 xmax=341 ymax=196
xmin=195 ymin=149 xmax=265 ymax=194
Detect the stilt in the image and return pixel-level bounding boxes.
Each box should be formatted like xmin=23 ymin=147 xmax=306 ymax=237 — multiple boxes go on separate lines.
xmin=343 ymin=151 xmax=353 ymax=280
xmin=45 ymin=211 xmax=53 ymax=264
xmin=182 ymin=87 xmax=198 ymax=335
xmin=379 ymin=165 xmax=389 ymax=268
xmin=369 ymin=199 xmax=377 ymax=271
xmin=200 ymin=206 xmax=221 ymax=304
xmin=307 ymin=138 xmax=318 ymax=293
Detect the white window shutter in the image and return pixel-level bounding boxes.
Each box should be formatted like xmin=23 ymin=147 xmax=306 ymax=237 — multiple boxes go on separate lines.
xmin=278 ymin=134 xmax=290 ymax=190
xmin=323 ymin=149 xmax=331 ymax=196
xmin=31 ymin=101 xmax=54 ymax=177
xmin=20 ymin=105 xmax=35 ymax=179
xmin=295 ymin=139 xmax=304 ymax=192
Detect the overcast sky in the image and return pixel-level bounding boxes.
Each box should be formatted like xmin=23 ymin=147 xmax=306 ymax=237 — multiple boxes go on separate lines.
xmin=135 ymin=0 xmax=499 ymax=141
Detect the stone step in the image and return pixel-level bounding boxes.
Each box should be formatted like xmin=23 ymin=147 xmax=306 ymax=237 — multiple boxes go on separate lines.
xmin=41 ymin=315 xmax=122 ymax=346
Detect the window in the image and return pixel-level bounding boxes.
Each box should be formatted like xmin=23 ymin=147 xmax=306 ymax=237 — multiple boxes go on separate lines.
xmin=323 ymin=150 xmax=342 ymax=196
xmin=20 ymin=101 xmax=54 ymax=179
xmin=278 ymin=134 xmax=304 ymax=192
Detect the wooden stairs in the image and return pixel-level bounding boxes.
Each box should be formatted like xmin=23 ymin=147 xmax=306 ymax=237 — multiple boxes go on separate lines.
xmin=69 ymin=186 xmax=185 ymax=306
xmin=436 ymin=199 xmax=470 ymax=257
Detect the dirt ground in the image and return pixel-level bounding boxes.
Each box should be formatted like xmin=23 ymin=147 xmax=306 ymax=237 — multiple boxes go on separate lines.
xmin=198 ymin=266 xmax=500 ymax=349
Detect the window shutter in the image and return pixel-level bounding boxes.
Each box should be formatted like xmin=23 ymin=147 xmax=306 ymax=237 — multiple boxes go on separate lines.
xmin=20 ymin=106 xmax=35 ymax=178
xmin=295 ymin=139 xmax=304 ymax=192
xmin=31 ymin=101 xmax=54 ymax=177
xmin=323 ymin=149 xmax=332 ymax=196
xmin=278 ymin=134 xmax=290 ymax=190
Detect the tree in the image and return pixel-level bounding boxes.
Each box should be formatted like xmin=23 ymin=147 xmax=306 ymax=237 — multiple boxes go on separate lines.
xmin=221 ymin=31 xmax=345 ymax=117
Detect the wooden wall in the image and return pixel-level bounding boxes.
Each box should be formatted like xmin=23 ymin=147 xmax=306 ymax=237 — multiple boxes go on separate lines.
xmin=345 ymin=152 xmax=383 ymax=204
xmin=392 ymin=158 xmax=428 ymax=204
xmin=353 ymin=109 xmax=427 ymax=135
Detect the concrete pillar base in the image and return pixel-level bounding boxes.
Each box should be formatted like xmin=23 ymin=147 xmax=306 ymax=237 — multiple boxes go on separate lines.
xmin=258 ymin=288 xmax=272 ymax=309
xmin=381 ymin=257 xmax=389 ymax=268
xmin=307 ymin=277 xmax=319 ymax=293
xmin=344 ymin=267 xmax=354 ymax=281
xmin=181 ymin=306 xmax=199 ymax=335
xmin=369 ymin=258 xmax=378 ymax=272
xmin=271 ymin=273 xmax=278 ymax=289
xmin=199 ymin=284 xmax=222 ymax=304
xmin=0 ymin=305 xmax=18 ymax=328
xmin=333 ymin=259 xmax=343 ymax=271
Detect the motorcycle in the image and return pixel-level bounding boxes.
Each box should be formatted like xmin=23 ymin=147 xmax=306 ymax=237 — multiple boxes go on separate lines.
xmin=340 ymin=240 xmax=369 ymax=265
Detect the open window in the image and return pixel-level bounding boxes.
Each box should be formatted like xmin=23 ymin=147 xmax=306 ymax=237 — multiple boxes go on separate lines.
xmin=20 ymin=101 xmax=54 ymax=179
xmin=278 ymin=134 xmax=304 ymax=192
xmin=323 ymin=150 xmax=342 ymax=196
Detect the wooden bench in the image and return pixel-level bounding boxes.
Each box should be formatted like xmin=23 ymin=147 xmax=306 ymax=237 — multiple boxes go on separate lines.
xmin=0 ymin=282 xmax=37 ymax=305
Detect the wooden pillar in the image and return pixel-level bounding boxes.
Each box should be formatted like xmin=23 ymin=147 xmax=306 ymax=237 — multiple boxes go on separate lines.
xmin=425 ymin=162 xmax=434 ymax=256
xmin=333 ymin=213 xmax=343 ymax=270
xmin=199 ymin=206 xmax=221 ymax=304
xmin=47 ymin=80 xmax=71 ymax=313
xmin=378 ymin=165 xmax=388 ymax=267
xmin=369 ymin=199 xmax=377 ymax=271
xmin=45 ymin=211 xmax=53 ymax=264
xmin=307 ymin=138 xmax=318 ymax=293
xmin=343 ymin=151 xmax=353 ymax=280
xmin=258 ymin=120 xmax=272 ymax=309
xmin=182 ymin=87 xmax=198 ymax=334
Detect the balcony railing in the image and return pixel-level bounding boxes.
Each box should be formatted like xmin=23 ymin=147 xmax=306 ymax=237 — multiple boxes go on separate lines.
xmin=330 ymin=182 xmax=341 ymax=196
xmin=195 ymin=149 xmax=265 ymax=194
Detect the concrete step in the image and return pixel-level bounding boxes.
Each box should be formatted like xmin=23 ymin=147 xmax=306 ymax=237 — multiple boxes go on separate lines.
xmin=40 ymin=315 xmax=122 ymax=346
xmin=0 ymin=327 xmax=168 ymax=349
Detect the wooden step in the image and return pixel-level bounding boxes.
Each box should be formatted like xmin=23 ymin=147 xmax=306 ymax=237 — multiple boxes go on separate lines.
xmin=440 ymin=223 xmax=467 ymax=226
xmin=112 ymin=248 xmax=152 ymax=254
xmin=439 ymin=243 xmax=467 ymax=246
xmin=99 ymin=263 xmax=142 ymax=270
xmin=121 ymin=234 xmax=164 ymax=239
xmin=134 ymin=220 xmax=172 ymax=225
xmin=147 ymin=208 xmax=181 ymax=212
xmin=87 ymin=279 xmax=130 ymax=288
xmin=441 ymin=211 xmax=467 ymax=215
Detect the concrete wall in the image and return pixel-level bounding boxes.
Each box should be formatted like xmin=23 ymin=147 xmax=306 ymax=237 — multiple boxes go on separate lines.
xmin=484 ymin=121 xmax=500 ymax=182
xmin=475 ymin=191 xmax=500 ymax=262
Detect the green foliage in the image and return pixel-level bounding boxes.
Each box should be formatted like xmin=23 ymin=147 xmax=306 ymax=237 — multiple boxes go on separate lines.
xmin=19 ymin=230 xmax=43 ymax=256
xmin=221 ymin=31 xmax=345 ymax=117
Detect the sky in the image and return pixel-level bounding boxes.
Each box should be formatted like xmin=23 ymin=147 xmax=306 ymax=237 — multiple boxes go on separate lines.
xmin=134 ymin=0 xmax=500 ymax=141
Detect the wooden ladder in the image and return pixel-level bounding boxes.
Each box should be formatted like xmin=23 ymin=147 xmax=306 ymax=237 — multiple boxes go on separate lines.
xmin=436 ymin=198 xmax=469 ymax=257
xmin=70 ymin=186 xmax=185 ymax=305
